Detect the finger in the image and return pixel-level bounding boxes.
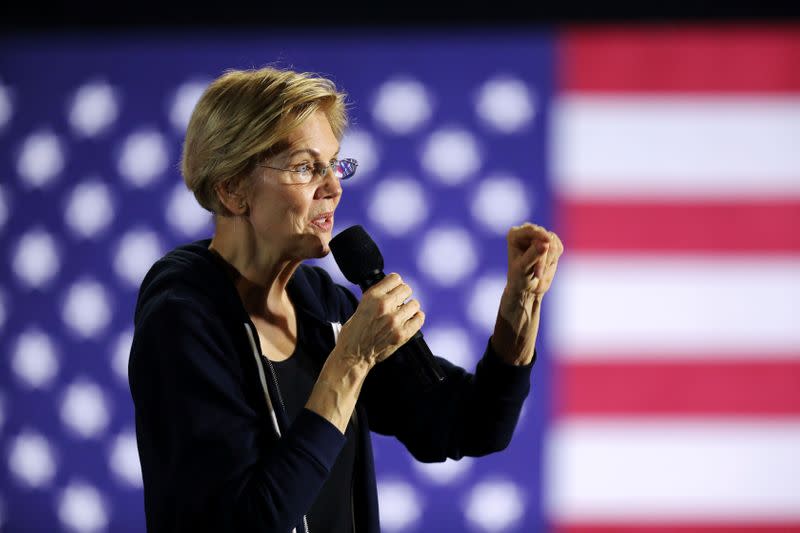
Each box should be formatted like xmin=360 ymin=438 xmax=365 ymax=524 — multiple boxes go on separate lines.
xmin=535 ymin=244 xmax=550 ymax=280
xmin=368 ymin=272 xmax=402 ymax=296
xmin=551 ymin=231 xmax=565 ymax=256
xmin=401 ymin=309 xmax=425 ymax=337
xmin=510 ymin=233 xmax=550 ymax=257
xmin=509 ymin=223 xmax=549 ymax=244
xmin=386 ymin=282 xmax=413 ymax=308
xmin=396 ymin=298 xmax=421 ymax=323
xmin=520 ymin=240 xmax=549 ymax=276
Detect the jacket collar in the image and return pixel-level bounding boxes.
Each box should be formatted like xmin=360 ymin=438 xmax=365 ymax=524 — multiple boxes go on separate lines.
xmin=190 ymin=238 xmax=336 ymax=327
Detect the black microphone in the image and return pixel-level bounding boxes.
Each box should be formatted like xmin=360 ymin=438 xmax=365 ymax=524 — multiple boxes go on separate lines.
xmin=329 ymin=225 xmax=445 ymax=387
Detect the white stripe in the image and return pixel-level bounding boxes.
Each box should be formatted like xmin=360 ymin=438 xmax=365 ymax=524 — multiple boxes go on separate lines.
xmin=243 ymin=323 xmax=281 ymax=437
xmin=551 ymin=254 xmax=800 ymax=358
xmin=331 ymin=321 xmax=342 ymax=343
xmin=544 ymin=417 xmax=800 ymax=521
xmin=552 ymin=96 xmax=800 ymax=198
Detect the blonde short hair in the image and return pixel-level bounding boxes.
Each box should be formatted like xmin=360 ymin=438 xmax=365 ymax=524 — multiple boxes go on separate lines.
xmin=181 ymin=67 xmax=348 ymax=216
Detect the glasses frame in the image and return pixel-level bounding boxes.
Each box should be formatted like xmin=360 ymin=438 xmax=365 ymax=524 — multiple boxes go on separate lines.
xmin=257 ymin=157 xmax=358 ymax=184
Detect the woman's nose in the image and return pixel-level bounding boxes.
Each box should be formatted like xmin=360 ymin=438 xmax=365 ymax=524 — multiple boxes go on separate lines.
xmin=316 ymin=168 xmax=342 ymax=198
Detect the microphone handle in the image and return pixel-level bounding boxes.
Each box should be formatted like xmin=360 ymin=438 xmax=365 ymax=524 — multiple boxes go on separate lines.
xmin=356 ymin=272 xmax=446 ymax=387
xmin=406 ymin=330 xmax=446 ymax=386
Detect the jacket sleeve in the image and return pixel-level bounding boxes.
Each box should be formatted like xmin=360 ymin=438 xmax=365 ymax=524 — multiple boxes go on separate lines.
xmin=330 ymin=278 xmax=535 ymax=463
xmin=361 ymin=338 xmax=534 ymax=462
xmin=129 ymin=296 xmax=346 ymax=533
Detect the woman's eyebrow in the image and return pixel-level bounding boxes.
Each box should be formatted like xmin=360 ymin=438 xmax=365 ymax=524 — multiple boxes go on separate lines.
xmin=285 ymin=146 xmax=341 ymax=159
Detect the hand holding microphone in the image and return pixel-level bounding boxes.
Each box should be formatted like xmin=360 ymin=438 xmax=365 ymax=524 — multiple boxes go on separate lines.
xmin=331 ymin=272 xmax=423 ymax=367
xmin=330 ymin=225 xmax=446 ymax=387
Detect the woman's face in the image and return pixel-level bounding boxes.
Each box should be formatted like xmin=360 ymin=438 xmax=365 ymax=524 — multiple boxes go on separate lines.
xmin=247 ymin=109 xmax=343 ymax=260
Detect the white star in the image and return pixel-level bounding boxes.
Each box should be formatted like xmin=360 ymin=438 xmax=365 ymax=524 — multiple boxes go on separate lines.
xmin=413 ymin=456 xmax=474 ymax=486
xmin=8 ymin=431 xmax=58 ymax=488
xmin=57 ymin=481 xmax=109 ymax=532
xmin=421 ymin=128 xmax=481 ymax=185
xmin=423 ymin=324 xmax=475 ymax=369
xmin=169 ymin=79 xmax=209 ymax=132
xmin=463 ymin=478 xmax=526 ymax=532
xmin=109 ymin=431 xmax=143 ymax=488
xmin=111 ymin=329 xmax=134 ymax=384
xmin=113 ymin=229 xmax=163 ymax=288
xmin=117 ymin=130 xmax=169 ymax=187
xmin=367 ymin=176 xmax=429 ymax=237
xmin=60 ymin=379 xmax=111 ymax=439
xmin=11 ymin=228 xmax=60 ymax=289
xmin=165 ymin=182 xmax=212 ymax=237
xmin=62 ymin=280 xmax=112 ymax=338
xmin=340 ymin=128 xmax=380 ymax=182
xmin=475 ymin=77 xmax=536 ymax=133
xmin=372 ymin=78 xmax=432 ymax=134
xmin=468 ymin=274 xmax=507 ymax=333
xmin=377 ymin=478 xmax=422 ymax=532
xmin=68 ymin=80 xmax=119 ymax=137
xmin=470 ymin=174 xmax=532 ymax=234
xmin=64 ymin=180 xmax=115 ymax=239
xmin=17 ymin=131 xmax=65 ymax=188
xmin=0 ymin=80 xmax=13 ymax=130
xmin=0 ymin=184 xmax=9 ymax=230
xmin=417 ymin=227 xmax=478 ymax=287
xmin=12 ymin=328 xmax=59 ymax=389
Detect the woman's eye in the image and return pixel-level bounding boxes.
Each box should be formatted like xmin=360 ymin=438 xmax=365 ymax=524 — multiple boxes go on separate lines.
xmin=294 ymin=163 xmax=312 ymax=173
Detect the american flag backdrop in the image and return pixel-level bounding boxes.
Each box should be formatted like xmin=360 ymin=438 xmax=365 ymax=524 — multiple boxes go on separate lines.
xmin=0 ymin=25 xmax=798 ymax=533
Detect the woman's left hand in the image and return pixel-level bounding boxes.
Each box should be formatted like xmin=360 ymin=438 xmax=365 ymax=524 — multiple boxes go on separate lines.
xmin=505 ymin=223 xmax=563 ymax=298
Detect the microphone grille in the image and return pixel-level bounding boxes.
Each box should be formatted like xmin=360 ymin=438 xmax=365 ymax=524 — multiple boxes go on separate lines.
xmin=329 ymin=225 xmax=384 ymax=285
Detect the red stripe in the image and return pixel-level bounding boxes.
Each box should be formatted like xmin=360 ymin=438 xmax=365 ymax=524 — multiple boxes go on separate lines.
xmin=554 ymin=359 xmax=800 ymax=416
xmin=557 ymin=198 xmax=800 ymax=252
xmin=555 ymin=524 xmax=800 ymax=533
xmin=560 ymin=26 xmax=800 ymax=92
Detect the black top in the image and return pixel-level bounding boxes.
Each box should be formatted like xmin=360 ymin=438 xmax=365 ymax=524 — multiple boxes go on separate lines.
xmin=270 ymin=317 xmax=357 ymax=533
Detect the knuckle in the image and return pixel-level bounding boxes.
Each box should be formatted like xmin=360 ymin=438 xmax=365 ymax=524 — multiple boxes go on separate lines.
xmin=364 ymin=291 xmax=378 ymax=304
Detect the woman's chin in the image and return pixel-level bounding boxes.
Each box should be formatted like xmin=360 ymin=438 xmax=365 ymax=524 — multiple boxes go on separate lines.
xmin=309 ymin=245 xmax=329 ymax=259
xmin=303 ymin=235 xmax=331 ymax=260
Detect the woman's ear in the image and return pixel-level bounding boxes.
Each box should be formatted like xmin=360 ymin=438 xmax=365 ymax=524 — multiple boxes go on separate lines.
xmin=214 ymin=180 xmax=248 ymax=217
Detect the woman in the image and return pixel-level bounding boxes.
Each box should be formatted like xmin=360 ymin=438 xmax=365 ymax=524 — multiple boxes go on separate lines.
xmin=129 ymin=67 xmax=563 ymax=533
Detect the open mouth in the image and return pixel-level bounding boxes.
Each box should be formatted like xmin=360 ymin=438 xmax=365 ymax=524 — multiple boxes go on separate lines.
xmin=310 ymin=212 xmax=333 ymax=231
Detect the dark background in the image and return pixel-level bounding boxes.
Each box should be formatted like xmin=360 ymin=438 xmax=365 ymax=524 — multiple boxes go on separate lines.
xmin=3 ymin=1 xmax=799 ymax=31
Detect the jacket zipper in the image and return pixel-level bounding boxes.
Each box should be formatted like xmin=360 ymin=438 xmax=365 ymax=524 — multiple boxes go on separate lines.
xmin=351 ymin=408 xmax=359 ymax=533
xmin=330 ymin=321 xmax=357 ymax=533
xmin=245 ymin=322 xmax=311 ymax=533
xmin=264 ymin=356 xmax=286 ymax=412
xmin=263 ymin=354 xmax=311 ymax=533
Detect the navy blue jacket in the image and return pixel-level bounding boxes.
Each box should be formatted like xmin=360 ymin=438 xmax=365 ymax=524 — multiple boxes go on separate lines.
xmin=129 ymin=238 xmax=534 ymax=533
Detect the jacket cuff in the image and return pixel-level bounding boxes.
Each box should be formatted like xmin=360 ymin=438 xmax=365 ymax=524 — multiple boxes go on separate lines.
xmin=475 ymin=339 xmax=535 ymax=400
xmin=287 ymin=408 xmax=348 ymax=472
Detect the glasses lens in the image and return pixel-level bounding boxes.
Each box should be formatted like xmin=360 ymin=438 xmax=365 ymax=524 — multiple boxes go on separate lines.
xmin=337 ymin=159 xmax=358 ymax=180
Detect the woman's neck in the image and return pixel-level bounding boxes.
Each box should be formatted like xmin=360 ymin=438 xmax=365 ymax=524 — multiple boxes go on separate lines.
xmin=208 ymin=217 xmax=300 ymax=319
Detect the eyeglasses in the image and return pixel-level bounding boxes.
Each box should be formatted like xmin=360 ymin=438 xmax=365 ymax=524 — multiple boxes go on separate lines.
xmin=258 ymin=158 xmax=358 ymax=184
